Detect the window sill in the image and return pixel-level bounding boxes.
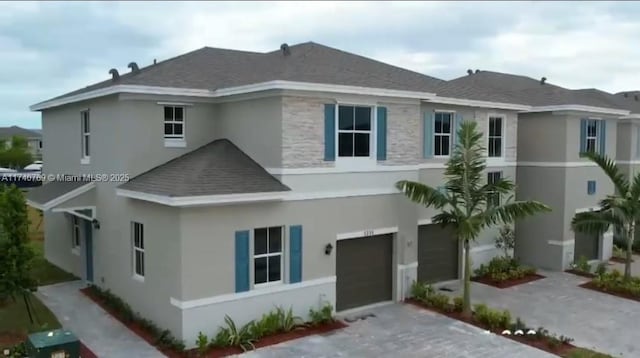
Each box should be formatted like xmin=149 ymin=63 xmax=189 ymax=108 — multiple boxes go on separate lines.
xmin=132 ymin=274 xmax=145 ymax=283
xmin=253 ymin=280 xmax=283 ymax=290
xmin=164 ymin=139 xmax=186 ymax=148
xmin=80 ymin=157 xmax=90 ymax=165
xmin=71 ymin=248 xmax=80 ymax=256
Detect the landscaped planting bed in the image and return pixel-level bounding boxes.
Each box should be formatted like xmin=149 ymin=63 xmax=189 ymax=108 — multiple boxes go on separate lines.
xmin=407 ymin=282 xmax=612 ymax=358
xmin=564 ymin=256 xmax=606 ymax=279
xmin=472 ymin=257 xmax=544 ymax=288
xmin=579 ymin=269 xmax=640 ymax=303
xmin=82 ymin=285 xmax=345 ymax=357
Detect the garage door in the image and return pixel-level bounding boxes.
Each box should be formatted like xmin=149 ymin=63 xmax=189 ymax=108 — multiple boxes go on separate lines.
xmin=418 ymin=225 xmax=458 ymax=283
xmin=336 ymin=234 xmax=393 ymax=311
xmin=574 ymin=231 xmax=599 ymax=260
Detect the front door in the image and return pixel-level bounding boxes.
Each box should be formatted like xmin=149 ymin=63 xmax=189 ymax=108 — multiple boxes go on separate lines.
xmin=84 ymin=220 xmax=94 ymax=282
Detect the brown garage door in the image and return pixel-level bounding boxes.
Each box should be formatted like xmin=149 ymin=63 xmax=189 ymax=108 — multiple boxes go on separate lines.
xmin=336 ymin=234 xmax=393 ymax=311
xmin=418 ymin=225 xmax=458 ymax=283
xmin=574 ymin=231 xmax=599 ymax=261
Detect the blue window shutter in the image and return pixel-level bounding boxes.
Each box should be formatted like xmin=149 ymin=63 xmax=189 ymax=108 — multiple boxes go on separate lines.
xmin=587 ymin=180 xmax=596 ymax=195
xmin=235 ymin=230 xmax=250 ymax=292
xmin=599 ymin=120 xmax=606 ymax=156
xmin=376 ymin=107 xmax=387 ymax=160
xmin=579 ymin=119 xmax=587 ymax=155
xmin=454 ymin=113 xmax=463 ymax=147
xmin=324 ymin=104 xmax=336 ymax=161
xmin=423 ymin=112 xmax=433 ymax=158
xmin=289 ymin=225 xmax=303 ymax=283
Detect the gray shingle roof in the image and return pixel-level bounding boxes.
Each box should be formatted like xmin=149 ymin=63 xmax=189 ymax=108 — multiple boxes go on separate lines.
xmin=118 ymin=139 xmax=290 ymax=197
xmin=47 ymin=42 xmax=445 ymax=103
xmin=26 ymin=179 xmax=92 ymax=206
xmin=0 ymin=126 xmax=42 ymax=139
xmin=444 ymin=71 xmax=626 ymax=110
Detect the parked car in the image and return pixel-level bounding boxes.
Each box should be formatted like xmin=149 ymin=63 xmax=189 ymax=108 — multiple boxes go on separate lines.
xmin=23 ymin=161 xmax=42 ymax=171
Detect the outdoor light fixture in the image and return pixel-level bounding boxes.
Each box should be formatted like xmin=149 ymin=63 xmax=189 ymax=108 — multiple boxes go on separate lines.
xmin=92 ymin=218 xmax=100 ymax=230
xmin=324 ymin=243 xmax=333 ymax=255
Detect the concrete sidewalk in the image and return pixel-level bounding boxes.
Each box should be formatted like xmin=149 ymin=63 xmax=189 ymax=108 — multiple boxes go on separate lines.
xmin=36 ymin=281 xmax=164 ymax=358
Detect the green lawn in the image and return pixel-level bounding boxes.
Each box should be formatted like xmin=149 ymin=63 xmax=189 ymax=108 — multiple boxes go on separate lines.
xmin=0 ymin=294 xmax=61 ymax=348
xmin=29 ymin=240 xmax=78 ymax=286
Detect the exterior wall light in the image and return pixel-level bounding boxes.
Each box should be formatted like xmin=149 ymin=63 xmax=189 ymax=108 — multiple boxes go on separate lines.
xmin=325 ymin=243 xmax=333 ymax=255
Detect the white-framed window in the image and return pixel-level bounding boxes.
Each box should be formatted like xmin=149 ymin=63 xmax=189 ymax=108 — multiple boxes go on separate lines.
xmin=132 ymin=222 xmax=145 ymax=280
xmin=488 ymin=116 xmax=503 ymax=157
xmin=81 ymin=110 xmax=90 ymax=162
xmin=164 ymin=106 xmax=185 ymax=140
xmin=337 ymin=105 xmax=372 ymax=157
xmin=434 ymin=111 xmax=452 ymax=156
xmin=253 ymin=226 xmax=283 ymax=286
xmin=487 ymin=171 xmax=502 ymax=207
xmin=71 ymin=216 xmax=81 ymax=253
xmin=585 ymin=119 xmax=598 ymax=153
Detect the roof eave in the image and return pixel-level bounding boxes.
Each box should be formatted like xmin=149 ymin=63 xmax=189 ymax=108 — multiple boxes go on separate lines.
xmin=425 ymin=96 xmax=530 ymax=111
xmin=523 ymin=105 xmax=630 ymax=116
xmin=115 ymin=188 xmax=289 ymax=207
xmin=30 ymin=80 xmax=438 ymax=111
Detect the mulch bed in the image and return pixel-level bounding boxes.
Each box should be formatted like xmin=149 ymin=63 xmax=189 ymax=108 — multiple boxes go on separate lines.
xmin=564 ymin=269 xmax=596 ymax=278
xmin=405 ymin=299 xmax=576 ymax=356
xmin=579 ymin=281 xmax=640 ymax=303
xmin=471 ymin=273 xmax=545 ymax=288
xmin=81 ymin=287 xmax=346 ymax=357
xmin=609 ymin=257 xmax=632 ymax=264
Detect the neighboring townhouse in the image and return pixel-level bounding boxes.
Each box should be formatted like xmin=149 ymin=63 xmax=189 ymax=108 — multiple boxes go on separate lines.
xmin=0 ymin=125 xmax=43 ymax=159
xmin=25 ymin=42 xmax=527 ymax=345
xmin=446 ymin=71 xmax=638 ymax=270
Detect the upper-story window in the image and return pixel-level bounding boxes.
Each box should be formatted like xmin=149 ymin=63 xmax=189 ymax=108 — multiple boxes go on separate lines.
xmin=164 ymin=106 xmax=185 ymax=140
xmin=434 ymin=112 xmax=452 ymax=157
xmin=585 ymin=119 xmax=597 ymax=153
xmin=488 ymin=116 xmax=503 ymax=157
xmin=81 ymin=110 xmax=90 ymax=163
xmin=338 ymin=105 xmax=372 ymax=157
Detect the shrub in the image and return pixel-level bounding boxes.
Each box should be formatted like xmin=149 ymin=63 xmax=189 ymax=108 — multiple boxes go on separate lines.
xmin=474 ymin=257 xmax=536 ymax=282
xmin=495 ymin=225 xmax=515 ymax=257
xmin=275 ymin=306 xmax=302 ymax=332
xmin=410 ymin=281 xmax=434 ymax=300
xmin=593 ymin=269 xmax=640 ymax=297
xmin=215 ymin=315 xmax=256 ymax=352
xmin=452 ymin=296 xmax=464 ymax=313
xmin=595 ymin=262 xmax=607 ymax=277
xmin=196 ymin=332 xmax=209 ymax=355
xmin=309 ymin=303 xmax=334 ymax=326
xmin=613 ymin=245 xmax=626 ymax=259
xmin=473 ymin=303 xmax=511 ymax=330
xmin=425 ymin=293 xmax=450 ymax=311
xmin=251 ymin=310 xmax=281 ymax=337
xmin=574 ymin=256 xmax=591 ymax=273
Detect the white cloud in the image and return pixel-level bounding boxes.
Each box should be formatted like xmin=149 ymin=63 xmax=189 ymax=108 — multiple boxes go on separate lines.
xmin=1 ymin=1 xmax=640 ymax=127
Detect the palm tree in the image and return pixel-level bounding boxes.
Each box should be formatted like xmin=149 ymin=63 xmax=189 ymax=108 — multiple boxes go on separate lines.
xmin=396 ymin=121 xmax=550 ymax=317
xmin=571 ymin=151 xmax=640 ymax=281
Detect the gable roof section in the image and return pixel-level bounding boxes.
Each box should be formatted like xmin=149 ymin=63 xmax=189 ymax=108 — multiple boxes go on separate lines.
xmin=35 ymin=42 xmax=444 ymax=109
xmin=26 ymin=179 xmax=94 ymax=211
xmin=117 ymin=139 xmax=290 ymax=201
xmin=0 ymin=126 xmax=42 ymax=139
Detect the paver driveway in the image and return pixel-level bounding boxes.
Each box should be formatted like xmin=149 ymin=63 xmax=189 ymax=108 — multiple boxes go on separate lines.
xmin=439 ymin=270 xmax=638 ymax=357
xmin=243 ymin=304 xmax=554 ymax=358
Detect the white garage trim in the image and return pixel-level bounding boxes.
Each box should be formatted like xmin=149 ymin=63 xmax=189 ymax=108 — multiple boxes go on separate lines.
xmin=548 ymin=239 xmax=575 ymax=246
xmin=336 ymin=226 xmax=398 ymax=240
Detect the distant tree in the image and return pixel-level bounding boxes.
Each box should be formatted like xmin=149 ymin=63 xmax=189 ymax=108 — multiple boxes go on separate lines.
xmin=0 ymin=135 xmax=32 ymax=169
xmin=0 ymin=185 xmax=37 ymax=322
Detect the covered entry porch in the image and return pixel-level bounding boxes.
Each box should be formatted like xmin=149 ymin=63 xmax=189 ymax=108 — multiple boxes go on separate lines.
xmin=26 ymin=180 xmax=98 ymax=283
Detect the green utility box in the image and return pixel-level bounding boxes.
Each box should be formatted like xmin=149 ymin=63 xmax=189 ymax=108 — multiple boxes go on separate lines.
xmin=26 ymin=329 xmax=80 ymax=358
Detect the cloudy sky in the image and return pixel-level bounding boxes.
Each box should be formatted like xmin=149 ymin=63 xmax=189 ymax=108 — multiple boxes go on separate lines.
xmin=2 ymin=1 xmax=640 ymax=128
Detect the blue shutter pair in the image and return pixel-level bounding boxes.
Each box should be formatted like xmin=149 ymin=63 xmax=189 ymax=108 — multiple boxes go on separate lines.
xmin=423 ymin=112 xmax=462 ymax=158
xmin=579 ymin=119 xmax=606 ymax=156
xmin=324 ymin=104 xmax=387 ymax=161
xmin=587 ymin=180 xmax=596 ymax=195
xmin=234 ymin=226 xmax=303 ymax=292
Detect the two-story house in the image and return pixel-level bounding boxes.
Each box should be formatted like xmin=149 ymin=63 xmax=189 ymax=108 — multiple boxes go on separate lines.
xmin=26 ymin=42 xmax=527 ymax=346
xmin=445 ymin=71 xmax=640 ymax=270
